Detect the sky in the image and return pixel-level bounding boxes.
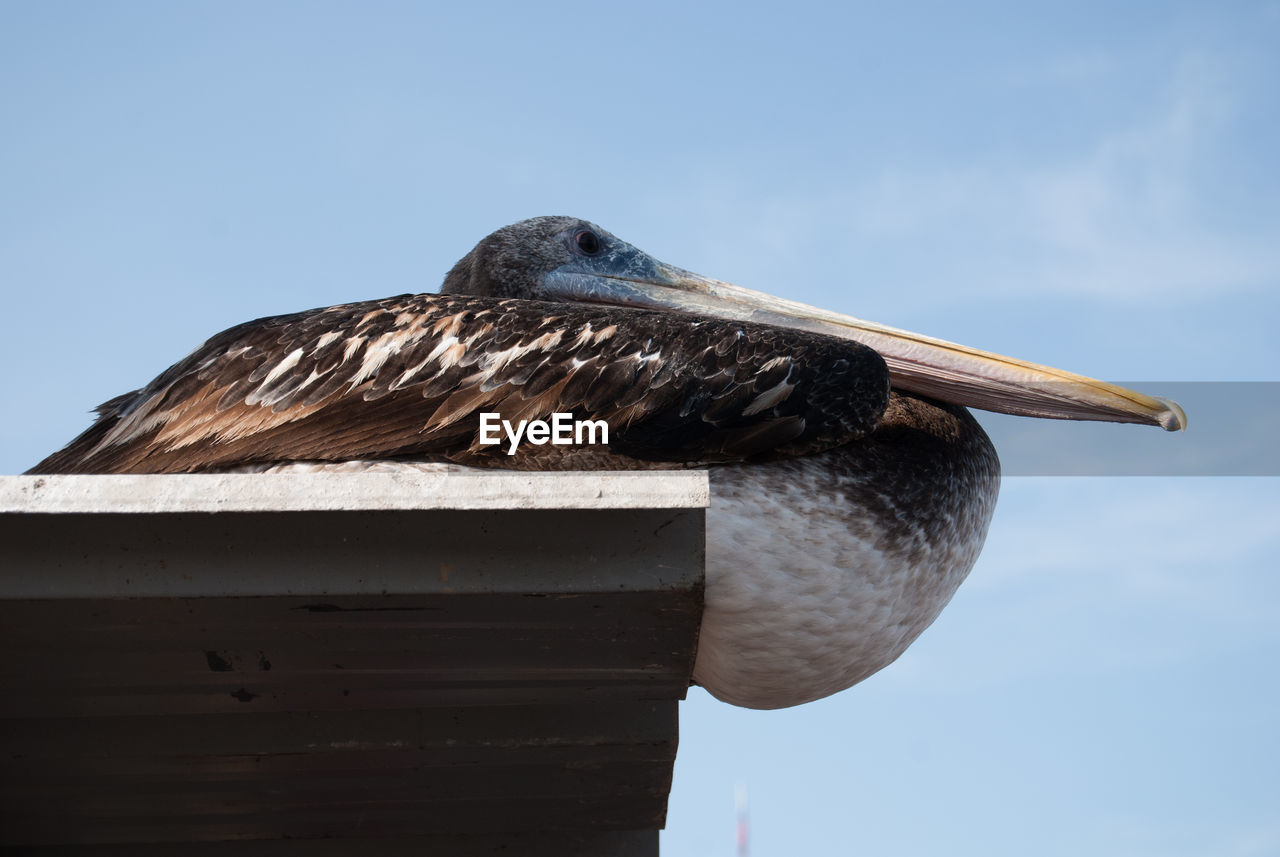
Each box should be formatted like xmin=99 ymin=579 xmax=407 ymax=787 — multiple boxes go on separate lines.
xmin=2 ymin=2 xmax=1278 ymax=854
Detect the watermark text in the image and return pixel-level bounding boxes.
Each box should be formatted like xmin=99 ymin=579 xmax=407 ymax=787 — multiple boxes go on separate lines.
xmin=479 ymin=412 xmax=609 ymax=456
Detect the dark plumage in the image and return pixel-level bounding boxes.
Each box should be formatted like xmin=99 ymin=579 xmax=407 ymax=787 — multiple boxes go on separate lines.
xmin=31 ymin=295 xmax=888 ymax=474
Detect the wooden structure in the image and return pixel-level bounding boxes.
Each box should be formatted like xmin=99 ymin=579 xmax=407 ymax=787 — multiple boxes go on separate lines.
xmin=0 ymin=471 xmax=707 ymax=855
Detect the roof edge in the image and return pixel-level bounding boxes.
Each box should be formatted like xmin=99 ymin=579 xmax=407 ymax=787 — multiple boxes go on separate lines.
xmin=0 ymin=471 xmax=710 ymax=514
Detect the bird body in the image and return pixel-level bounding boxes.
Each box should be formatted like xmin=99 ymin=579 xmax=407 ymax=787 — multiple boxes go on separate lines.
xmin=701 ymin=398 xmax=998 ymax=707
xmin=31 ymin=216 xmax=1180 ymax=709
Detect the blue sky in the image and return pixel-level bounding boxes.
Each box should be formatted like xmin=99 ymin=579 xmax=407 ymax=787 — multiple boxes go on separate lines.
xmin=2 ymin=2 xmax=1278 ymax=854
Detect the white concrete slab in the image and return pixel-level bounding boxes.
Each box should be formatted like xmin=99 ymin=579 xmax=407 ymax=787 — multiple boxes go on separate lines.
xmin=0 ymin=470 xmax=709 ymax=514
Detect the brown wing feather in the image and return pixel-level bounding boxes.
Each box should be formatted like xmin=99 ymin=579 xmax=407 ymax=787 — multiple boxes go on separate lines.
xmin=29 ymin=294 xmax=890 ymax=474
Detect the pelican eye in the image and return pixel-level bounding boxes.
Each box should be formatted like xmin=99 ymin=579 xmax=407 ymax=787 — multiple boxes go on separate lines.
xmin=574 ymin=229 xmax=602 ymax=256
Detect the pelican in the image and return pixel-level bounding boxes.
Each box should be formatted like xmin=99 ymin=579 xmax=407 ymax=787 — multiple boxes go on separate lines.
xmin=30 ymin=216 xmax=1185 ymax=709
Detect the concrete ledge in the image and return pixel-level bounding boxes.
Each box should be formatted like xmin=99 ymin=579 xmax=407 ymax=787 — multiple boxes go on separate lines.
xmin=0 ymin=470 xmax=710 ymax=513
xmin=0 ymin=471 xmax=707 ymax=854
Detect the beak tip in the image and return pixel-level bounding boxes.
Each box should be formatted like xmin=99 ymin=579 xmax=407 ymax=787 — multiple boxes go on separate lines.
xmin=1154 ymin=397 xmax=1188 ymax=432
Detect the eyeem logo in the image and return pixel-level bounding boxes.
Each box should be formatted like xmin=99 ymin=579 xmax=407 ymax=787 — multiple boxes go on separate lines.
xmin=479 ymin=413 xmax=610 ymax=456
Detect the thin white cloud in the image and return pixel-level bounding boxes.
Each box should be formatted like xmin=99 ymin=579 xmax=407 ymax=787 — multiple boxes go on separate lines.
xmin=678 ymin=51 xmax=1279 ymax=308
xmin=856 ymin=57 xmax=1276 ymax=301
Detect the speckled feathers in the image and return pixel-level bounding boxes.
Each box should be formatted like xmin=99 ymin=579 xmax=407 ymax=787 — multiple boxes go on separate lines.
xmin=31 ymin=294 xmax=889 ymax=474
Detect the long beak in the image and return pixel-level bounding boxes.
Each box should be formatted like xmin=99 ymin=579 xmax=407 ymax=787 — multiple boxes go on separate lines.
xmin=545 ymin=263 xmax=1186 ymax=431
